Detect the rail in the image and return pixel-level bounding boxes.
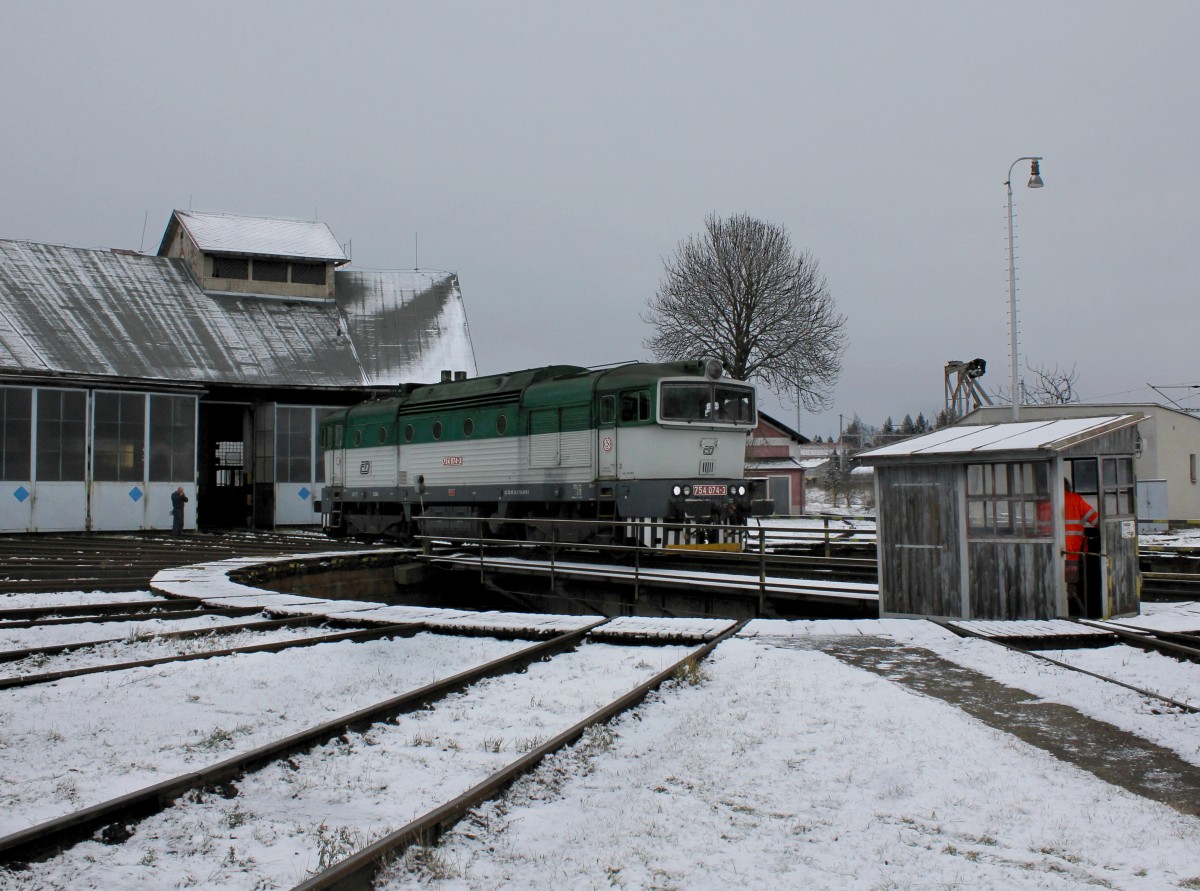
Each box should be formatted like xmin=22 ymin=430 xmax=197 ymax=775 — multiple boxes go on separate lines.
xmin=292 ymin=620 xmax=746 ymax=891
xmin=0 ymin=621 xmax=605 ymax=865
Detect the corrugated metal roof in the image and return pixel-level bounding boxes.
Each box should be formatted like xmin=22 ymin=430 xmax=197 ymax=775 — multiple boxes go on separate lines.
xmin=858 ymin=415 xmax=1141 ymax=461
xmin=170 ymin=211 xmax=347 ymax=261
xmin=334 ymin=268 xmax=477 ymax=387
xmin=0 ymin=240 xmax=475 ymax=391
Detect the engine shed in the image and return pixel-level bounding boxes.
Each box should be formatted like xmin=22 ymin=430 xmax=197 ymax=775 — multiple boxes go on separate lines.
xmin=0 ymin=211 xmax=475 ymax=534
xmin=858 ymin=415 xmax=1142 ymax=621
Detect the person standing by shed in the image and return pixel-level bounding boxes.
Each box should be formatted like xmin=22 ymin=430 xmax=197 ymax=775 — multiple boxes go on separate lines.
xmin=1064 ymin=479 xmax=1098 ymax=614
xmin=171 ymin=486 xmax=188 ymax=536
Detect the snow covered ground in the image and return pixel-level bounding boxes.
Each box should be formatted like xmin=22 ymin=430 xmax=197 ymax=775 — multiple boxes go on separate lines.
xmin=2 ymin=587 xmax=1200 ymax=889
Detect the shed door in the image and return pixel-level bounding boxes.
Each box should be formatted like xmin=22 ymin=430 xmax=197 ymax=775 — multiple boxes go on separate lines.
xmin=878 ymin=466 xmax=961 ymax=618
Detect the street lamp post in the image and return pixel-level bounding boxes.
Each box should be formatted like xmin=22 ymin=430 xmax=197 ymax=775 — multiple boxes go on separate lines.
xmin=1006 ymin=156 xmax=1044 ymax=421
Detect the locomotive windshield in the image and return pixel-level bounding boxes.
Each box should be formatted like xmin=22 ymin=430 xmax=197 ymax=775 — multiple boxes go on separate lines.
xmin=660 ymin=382 xmax=755 ymax=424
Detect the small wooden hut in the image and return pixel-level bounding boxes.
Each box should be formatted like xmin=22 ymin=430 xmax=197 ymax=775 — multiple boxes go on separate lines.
xmin=858 ymin=415 xmax=1142 ymax=621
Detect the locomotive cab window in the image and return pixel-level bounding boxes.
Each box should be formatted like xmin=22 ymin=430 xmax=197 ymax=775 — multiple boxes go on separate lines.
xmin=353 ymin=429 xmax=363 ymax=446
xmin=620 ymin=390 xmax=651 ymax=424
xmin=599 ymin=396 xmax=615 ymax=426
xmin=713 ymin=385 xmax=754 ymax=423
xmin=660 ymin=382 xmax=754 ymax=424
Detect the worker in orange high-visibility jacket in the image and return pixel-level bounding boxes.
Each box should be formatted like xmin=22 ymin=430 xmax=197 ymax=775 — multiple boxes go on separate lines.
xmin=1063 ymin=479 xmax=1099 ymax=614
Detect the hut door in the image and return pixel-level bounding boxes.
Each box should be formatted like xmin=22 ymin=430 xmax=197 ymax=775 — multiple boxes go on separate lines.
xmin=879 ymin=466 xmax=961 ymax=618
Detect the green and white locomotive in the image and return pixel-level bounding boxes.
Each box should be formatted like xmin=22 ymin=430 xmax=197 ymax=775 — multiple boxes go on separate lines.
xmin=317 ymin=359 xmax=771 ymax=548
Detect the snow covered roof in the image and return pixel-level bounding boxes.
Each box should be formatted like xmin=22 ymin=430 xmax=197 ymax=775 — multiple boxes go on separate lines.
xmin=858 ymin=415 xmax=1142 ymax=463
xmin=0 ymin=240 xmax=475 ymax=390
xmin=162 ymin=211 xmax=347 ymax=261
xmin=334 ymin=268 xmax=477 ymax=387
xmin=745 ymin=457 xmax=805 ymax=471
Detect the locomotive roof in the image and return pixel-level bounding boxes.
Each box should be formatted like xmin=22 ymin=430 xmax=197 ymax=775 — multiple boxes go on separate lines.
xmin=323 ymin=360 xmax=753 ymax=424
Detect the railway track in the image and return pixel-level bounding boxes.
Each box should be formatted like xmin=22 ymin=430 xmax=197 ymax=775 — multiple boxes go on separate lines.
xmin=945 ymin=621 xmax=1200 ymax=715
xmin=0 ymin=531 xmax=384 ymax=595
xmin=0 ymin=615 xmax=739 ymax=889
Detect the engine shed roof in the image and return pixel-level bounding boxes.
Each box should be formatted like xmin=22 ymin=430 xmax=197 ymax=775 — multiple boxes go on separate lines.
xmin=0 ymin=239 xmax=475 ymax=391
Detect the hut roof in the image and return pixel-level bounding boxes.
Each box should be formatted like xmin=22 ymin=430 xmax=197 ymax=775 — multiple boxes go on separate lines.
xmin=858 ymin=415 xmax=1142 ymax=463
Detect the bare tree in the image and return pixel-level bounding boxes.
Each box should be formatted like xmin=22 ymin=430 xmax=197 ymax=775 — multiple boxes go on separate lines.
xmin=642 ymin=214 xmax=846 ymax=410
xmin=1023 ymin=362 xmax=1079 ymax=405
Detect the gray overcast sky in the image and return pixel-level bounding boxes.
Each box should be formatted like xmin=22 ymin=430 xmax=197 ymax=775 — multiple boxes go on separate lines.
xmin=2 ymin=1 xmax=1196 ymax=439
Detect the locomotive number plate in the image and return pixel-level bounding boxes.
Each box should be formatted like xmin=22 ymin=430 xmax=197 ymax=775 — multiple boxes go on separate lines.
xmin=442 ymin=456 xmax=463 ymax=466
xmin=693 ymin=484 xmax=727 ymax=496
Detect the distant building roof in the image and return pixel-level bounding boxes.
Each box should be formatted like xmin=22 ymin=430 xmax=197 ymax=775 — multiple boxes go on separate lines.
xmin=754 ymin=410 xmax=810 ymax=444
xmin=0 ymin=240 xmax=474 ymax=390
xmin=160 ymin=210 xmax=347 ymax=262
xmin=859 ymin=415 xmax=1142 ymax=462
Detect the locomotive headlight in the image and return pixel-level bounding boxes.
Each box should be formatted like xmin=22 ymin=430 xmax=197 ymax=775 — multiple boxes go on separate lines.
xmin=683 ymin=485 xmax=692 ymax=496
xmin=672 ymin=485 xmax=682 ymax=497
xmin=737 ymin=485 xmax=746 ymax=496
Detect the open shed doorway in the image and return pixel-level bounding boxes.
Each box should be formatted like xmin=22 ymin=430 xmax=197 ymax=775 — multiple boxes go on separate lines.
xmin=197 ymin=402 xmax=252 ymax=529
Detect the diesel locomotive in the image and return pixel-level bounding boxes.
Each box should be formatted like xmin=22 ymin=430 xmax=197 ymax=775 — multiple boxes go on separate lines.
xmin=317 ymin=359 xmax=772 ymax=548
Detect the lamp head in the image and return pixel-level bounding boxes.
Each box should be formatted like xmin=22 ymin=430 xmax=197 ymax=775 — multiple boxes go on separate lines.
xmin=1027 ymin=158 xmax=1044 ymax=188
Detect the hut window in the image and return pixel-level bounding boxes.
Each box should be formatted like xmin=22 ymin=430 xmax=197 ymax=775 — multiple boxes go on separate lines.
xmin=1101 ymin=457 xmax=1135 ymax=516
xmin=966 ymin=461 xmax=1051 ymax=538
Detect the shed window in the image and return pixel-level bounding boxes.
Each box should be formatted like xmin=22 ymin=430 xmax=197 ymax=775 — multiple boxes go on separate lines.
xmin=966 ymin=461 xmax=1051 ymax=537
xmin=277 ymin=407 xmax=314 ymax=483
xmin=0 ymin=387 xmax=32 ymax=481
xmin=212 ymin=256 xmax=249 ymax=280
xmin=291 ymin=262 xmax=327 ymax=285
xmin=38 ymin=389 xmax=88 ymax=482
xmin=94 ymin=392 xmax=146 ymax=482
xmin=253 ymin=259 xmax=288 ymax=282
xmin=149 ymin=394 xmax=196 ymax=482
